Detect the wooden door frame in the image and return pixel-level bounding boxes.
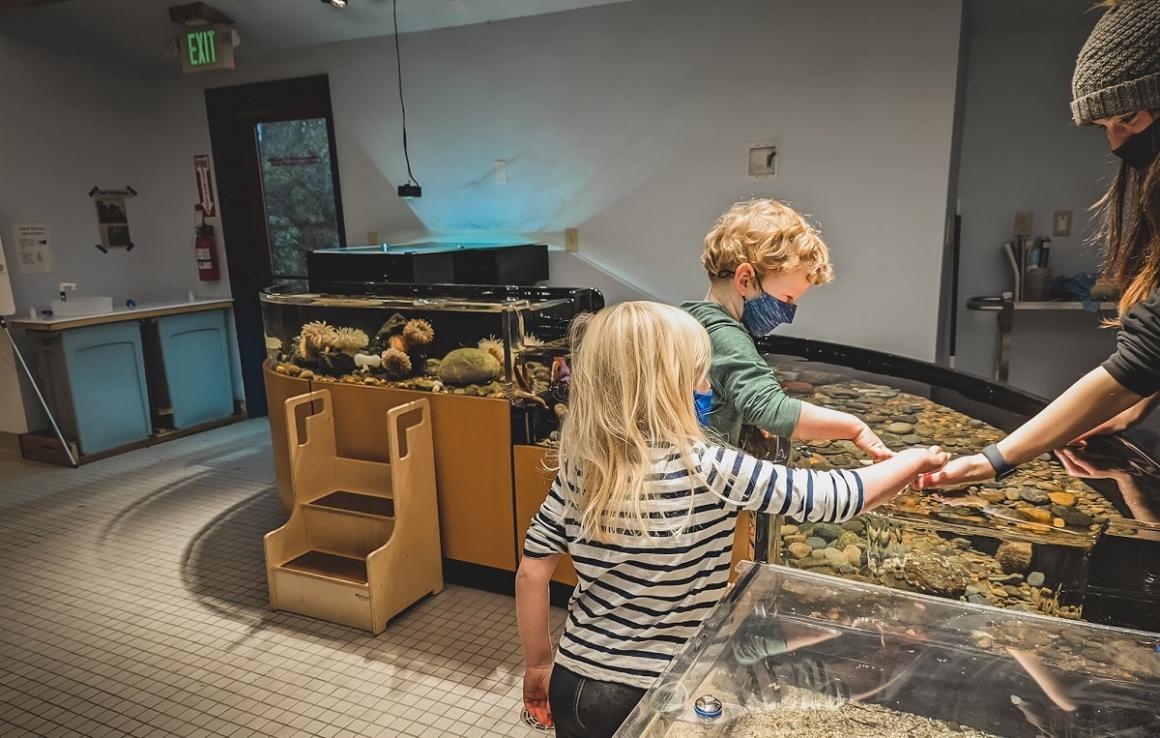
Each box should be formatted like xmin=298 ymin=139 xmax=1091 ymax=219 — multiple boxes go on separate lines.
xmin=204 ymin=74 xmax=346 ymax=418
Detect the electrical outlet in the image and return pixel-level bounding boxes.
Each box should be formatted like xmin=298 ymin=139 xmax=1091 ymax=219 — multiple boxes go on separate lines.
xmin=565 ymin=228 xmax=579 ymax=253
xmin=1014 ymin=210 xmax=1033 ymax=237
xmin=494 ymin=159 xmax=507 ymax=185
xmin=1052 ymin=210 xmax=1072 ymax=237
xmin=748 ymin=142 xmax=778 ymax=178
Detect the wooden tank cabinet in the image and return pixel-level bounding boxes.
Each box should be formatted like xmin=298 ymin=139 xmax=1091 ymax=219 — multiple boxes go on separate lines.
xmin=265 ymin=365 xmax=517 ymax=572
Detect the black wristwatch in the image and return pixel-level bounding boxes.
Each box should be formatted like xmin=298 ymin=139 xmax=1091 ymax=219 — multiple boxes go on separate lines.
xmin=981 ymin=443 xmax=1017 ymax=481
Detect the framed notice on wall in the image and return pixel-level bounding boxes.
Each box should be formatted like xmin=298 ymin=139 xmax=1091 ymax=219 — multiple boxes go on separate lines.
xmin=0 ymin=232 xmax=15 ymax=317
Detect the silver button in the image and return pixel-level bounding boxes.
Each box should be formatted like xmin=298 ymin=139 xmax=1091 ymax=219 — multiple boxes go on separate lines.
xmin=694 ymin=694 xmax=723 ymax=719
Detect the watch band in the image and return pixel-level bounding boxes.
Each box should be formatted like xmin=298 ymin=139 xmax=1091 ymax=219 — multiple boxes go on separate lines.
xmin=981 ymin=443 xmax=1017 ymax=481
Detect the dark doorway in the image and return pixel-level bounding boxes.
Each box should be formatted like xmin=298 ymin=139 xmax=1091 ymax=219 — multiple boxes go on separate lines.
xmin=205 ymin=75 xmax=346 ymax=418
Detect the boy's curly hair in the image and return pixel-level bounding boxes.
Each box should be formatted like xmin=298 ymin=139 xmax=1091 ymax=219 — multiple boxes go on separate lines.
xmin=700 ymin=199 xmax=834 ymax=285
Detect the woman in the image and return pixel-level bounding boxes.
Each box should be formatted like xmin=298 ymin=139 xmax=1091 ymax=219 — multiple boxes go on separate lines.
xmin=922 ymin=0 xmax=1160 ymax=488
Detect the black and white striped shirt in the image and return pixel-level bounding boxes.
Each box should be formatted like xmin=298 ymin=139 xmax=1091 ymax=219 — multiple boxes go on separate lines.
xmin=523 ymin=443 xmax=865 ymax=689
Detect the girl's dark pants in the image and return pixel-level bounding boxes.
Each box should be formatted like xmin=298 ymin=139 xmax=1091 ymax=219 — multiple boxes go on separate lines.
xmin=549 ymin=664 xmax=646 ymax=738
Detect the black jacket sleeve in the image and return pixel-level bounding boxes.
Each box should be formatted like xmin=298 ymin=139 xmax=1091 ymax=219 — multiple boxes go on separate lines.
xmin=1102 ymin=288 xmax=1160 ymax=396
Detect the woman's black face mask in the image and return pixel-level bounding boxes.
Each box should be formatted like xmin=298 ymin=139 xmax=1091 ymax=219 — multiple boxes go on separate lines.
xmin=1113 ymin=117 xmax=1160 ymax=172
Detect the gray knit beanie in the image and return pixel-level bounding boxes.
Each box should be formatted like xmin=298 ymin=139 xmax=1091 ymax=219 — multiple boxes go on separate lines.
xmin=1071 ymin=0 xmax=1160 ymax=125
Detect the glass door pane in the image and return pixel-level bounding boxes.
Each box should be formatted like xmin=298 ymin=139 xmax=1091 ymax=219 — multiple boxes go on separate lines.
xmin=255 ymin=117 xmax=341 ymax=279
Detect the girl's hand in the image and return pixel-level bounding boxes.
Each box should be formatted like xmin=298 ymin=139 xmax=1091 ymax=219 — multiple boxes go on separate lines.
xmin=523 ymin=664 xmax=554 ymax=727
xmin=898 ymin=445 xmax=949 ymax=475
xmin=916 ymin=453 xmax=994 ymax=489
xmin=852 ymin=423 xmax=893 ymax=461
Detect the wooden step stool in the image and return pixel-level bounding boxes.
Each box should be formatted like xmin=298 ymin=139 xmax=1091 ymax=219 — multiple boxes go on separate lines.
xmin=264 ymin=390 xmax=443 ymax=633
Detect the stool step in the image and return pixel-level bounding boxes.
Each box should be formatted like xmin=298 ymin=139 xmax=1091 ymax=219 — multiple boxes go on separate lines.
xmin=308 ymin=490 xmax=394 ymax=518
xmin=281 ymin=550 xmax=368 ymax=585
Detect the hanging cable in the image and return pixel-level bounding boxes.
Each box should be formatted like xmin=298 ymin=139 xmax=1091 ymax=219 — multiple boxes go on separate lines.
xmin=393 ymin=0 xmax=420 ymax=190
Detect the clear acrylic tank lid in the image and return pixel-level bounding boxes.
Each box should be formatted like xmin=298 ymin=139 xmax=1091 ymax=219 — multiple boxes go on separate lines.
xmin=614 ymin=562 xmax=1160 ymax=738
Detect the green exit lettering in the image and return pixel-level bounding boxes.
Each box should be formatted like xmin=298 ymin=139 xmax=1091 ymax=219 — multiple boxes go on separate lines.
xmin=187 ymin=30 xmax=217 ymax=67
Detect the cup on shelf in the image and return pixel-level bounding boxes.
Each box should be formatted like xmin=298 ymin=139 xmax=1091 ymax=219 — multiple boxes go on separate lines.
xmin=1023 ymin=267 xmax=1054 ymax=302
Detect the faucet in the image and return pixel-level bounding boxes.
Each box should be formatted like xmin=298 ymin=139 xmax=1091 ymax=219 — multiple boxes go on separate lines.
xmin=58 ymin=282 xmax=78 ymax=302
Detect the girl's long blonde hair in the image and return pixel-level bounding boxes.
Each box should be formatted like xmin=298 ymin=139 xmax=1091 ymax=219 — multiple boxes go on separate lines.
xmin=556 ymin=302 xmax=711 ymax=544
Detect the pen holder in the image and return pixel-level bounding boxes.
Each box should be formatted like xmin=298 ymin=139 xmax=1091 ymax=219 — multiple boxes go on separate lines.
xmin=1023 ymin=267 xmax=1054 ymax=302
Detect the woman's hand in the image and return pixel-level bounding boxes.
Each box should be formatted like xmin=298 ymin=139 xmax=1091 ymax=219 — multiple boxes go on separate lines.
xmin=916 ymin=453 xmax=994 ymax=489
xmin=852 ymin=423 xmax=894 ymax=461
xmin=523 ymin=664 xmax=554 ymax=727
xmin=1056 ymin=447 xmax=1131 ymax=483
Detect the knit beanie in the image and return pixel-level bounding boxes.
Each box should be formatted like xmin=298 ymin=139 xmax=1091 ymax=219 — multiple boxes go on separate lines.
xmin=1071 ymin=0 xmax=1160 ymax=125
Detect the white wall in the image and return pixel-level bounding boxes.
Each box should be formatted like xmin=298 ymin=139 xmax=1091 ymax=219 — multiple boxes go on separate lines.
xmin=2 ymin=0 xmax=964 ymax=435
xmin=954 ymin=0 xmax=1118 ymax=397
xmin=143 ymin=0 xmax=963 ymax=361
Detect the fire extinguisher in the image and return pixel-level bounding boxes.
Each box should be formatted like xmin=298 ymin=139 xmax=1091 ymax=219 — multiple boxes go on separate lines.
xmin=195 ymin=205 xmax=220 ymax=281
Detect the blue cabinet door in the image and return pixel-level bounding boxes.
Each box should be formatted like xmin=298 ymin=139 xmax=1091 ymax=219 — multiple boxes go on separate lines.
xmin=61 ymin=323 xmax=152 ymax=454
xmin=156 ymin=310 xmax=234 ymax=428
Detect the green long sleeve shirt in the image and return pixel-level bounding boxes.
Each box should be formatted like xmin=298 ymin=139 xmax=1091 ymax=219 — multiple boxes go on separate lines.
xmin=682 ymin=300 xmax=802 ymax=446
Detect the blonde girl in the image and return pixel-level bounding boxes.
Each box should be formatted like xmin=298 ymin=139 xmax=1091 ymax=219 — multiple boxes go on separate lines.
xmin=516 ymin=302 xmax=947 ymax=738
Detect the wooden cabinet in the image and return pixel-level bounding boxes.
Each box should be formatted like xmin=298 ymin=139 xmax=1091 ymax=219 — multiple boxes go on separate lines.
xmin=513 ymin=444 xmax=578 ymax=586
xmin=265 ymin=366 xmax=517 ymax=572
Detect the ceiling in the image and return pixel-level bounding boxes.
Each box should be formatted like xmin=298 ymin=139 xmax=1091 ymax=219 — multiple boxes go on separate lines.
xmin=1 ymin=0 xmax=638 ymax=67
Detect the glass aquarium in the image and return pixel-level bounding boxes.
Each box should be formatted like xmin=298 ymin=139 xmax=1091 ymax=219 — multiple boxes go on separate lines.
xmin=750 ymin=336 xmax=1160 ymax=632
xmin=260 ymin=284 xmax=596 ymax=413
xmin=614 ymin=563 xmax=1160 ymax=738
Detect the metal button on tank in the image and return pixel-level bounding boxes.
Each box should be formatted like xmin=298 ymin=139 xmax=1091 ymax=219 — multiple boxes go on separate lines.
xmin=694 ymin=694 xmax=723 ymax=719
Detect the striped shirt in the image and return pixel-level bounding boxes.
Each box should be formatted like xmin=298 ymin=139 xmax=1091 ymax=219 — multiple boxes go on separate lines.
xmin=522 ymin=443 xmax=865 ymax=689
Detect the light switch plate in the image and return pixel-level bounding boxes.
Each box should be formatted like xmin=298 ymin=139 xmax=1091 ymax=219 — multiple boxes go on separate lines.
xmin=1052 ymin=210 xmax=1072 ymax=237
xmin=748 ymin=141 xmax=778 ymax=178
xmin=565 ymin=227 xmax=579 ymax=253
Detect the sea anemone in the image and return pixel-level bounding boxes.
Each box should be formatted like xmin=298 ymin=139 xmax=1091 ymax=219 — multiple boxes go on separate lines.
xmin=298 ymin=321 xmax=339 ymax=360
xmin=403 ymin=318 xmax=435 ymax=347
xmin=478 ymin=335 xmax=505 ymax=365
xmin=521 ymin=333 xmax=544 ymax=348
xmin=332 ymin=327 xmax=369 ymax=354
xmin=381 ymin=348 xmax=413 ymax=379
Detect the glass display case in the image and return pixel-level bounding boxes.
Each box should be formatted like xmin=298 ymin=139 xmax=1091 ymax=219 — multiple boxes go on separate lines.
xmin=749 ymin=336 xmax=1160 ymax=632
xmin=260 ymin=283 xmax=595 ymax=414
xmin=614 ymin=563 xmax=1160 ymax=738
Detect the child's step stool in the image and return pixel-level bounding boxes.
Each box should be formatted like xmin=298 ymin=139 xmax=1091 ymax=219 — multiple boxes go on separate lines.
xmin=264 ymin=390 xmax=443 ymax=633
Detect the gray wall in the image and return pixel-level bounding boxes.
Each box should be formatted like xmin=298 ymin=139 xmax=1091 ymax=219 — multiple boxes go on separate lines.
xmin=953 ymin=0 xmax=1118 ymax=397
xmin=153 ymin=0 xmax=963 ymax=360
xmin=1 ymin=0 xmax=964 ymax=430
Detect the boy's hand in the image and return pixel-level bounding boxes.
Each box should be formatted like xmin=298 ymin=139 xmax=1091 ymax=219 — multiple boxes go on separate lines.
xmin=523 ymin=664 xmax=554 ymax=727
xmin=852 ymin=423 xmax=893 ymax=461
xmin=899 ymin=445 xmax=950 ymax=476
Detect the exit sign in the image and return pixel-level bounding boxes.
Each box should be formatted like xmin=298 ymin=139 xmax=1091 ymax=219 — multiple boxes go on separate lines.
xmin=180 ymin=25 xmax=235 ymax=73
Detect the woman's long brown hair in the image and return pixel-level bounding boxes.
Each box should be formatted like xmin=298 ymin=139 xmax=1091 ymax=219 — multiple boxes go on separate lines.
xmin=1094 ymin=147 xmax=1160 ymax=324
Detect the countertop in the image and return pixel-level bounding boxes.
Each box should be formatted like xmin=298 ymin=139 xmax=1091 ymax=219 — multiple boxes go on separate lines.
xmin=9 ymin=298 xmax=234 ymax=332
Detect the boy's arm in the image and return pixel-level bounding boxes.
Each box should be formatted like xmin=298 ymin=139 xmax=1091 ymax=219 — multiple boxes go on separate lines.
xmin=702 ymin=445 xmax=947 ymax=521
xmin=710 ymin=329 xmax=801 ymax=438
xmin=793 ymin=403 xmax=891 ymax=460
xmin=710 ymin=326 xmax=888 ymax=458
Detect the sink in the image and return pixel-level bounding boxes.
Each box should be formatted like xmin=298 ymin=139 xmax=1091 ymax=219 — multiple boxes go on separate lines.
xmin=50 ymin=296 xmax=115 ymax=317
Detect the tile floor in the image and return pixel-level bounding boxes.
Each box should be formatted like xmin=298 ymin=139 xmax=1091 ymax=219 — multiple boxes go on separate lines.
xmin=0 ymin=420 xmax=563 ymax=738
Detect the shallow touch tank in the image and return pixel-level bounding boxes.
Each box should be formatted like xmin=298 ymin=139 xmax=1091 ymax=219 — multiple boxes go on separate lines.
xmin=613 ymin=563 xmax=1160 ymax=738
xmin=260 ymin=284 xmax=597 ymax=433
xmin=747 ymin=335 xmax=1160 ymax=632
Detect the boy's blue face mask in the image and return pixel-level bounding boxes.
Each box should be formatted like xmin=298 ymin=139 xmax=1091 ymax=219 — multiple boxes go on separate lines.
xmin=694 ymin=388 xmax=714 ymax=427
xmin=742 ymin=281 xmax=797 ymax=337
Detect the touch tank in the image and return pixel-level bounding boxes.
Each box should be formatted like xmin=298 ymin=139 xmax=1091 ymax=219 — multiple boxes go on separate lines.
xmin=613 ymin=563 xmax=1160 ymax=738
xmin=747 ymin=336 xmax=1160 ymax=632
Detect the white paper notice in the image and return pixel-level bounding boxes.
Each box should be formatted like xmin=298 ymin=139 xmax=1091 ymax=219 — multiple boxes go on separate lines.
xmin=13 ymin=223 xmax=53 ymax=274
xmin=0 ymin=232 xmax=14 ymax=316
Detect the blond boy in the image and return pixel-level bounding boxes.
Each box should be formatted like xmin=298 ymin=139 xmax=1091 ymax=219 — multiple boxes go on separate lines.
xmin=681 ymin=199 xmax=889 ymax=458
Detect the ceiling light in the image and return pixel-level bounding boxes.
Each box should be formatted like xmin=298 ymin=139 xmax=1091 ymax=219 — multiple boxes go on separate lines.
xmin=320 ymin=0 xmax=347 ymax=7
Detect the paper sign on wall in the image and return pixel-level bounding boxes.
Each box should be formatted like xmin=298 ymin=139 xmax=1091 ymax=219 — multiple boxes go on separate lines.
xmin=0 ymin=232 xmax=14 ymax=317
xmin=13 ymin=223 xmax=53 ymax=275
xmin=194 ymin=155 xmax=217 ymax=217
xmin=90 ymin=186 xmax=136 ymax=252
